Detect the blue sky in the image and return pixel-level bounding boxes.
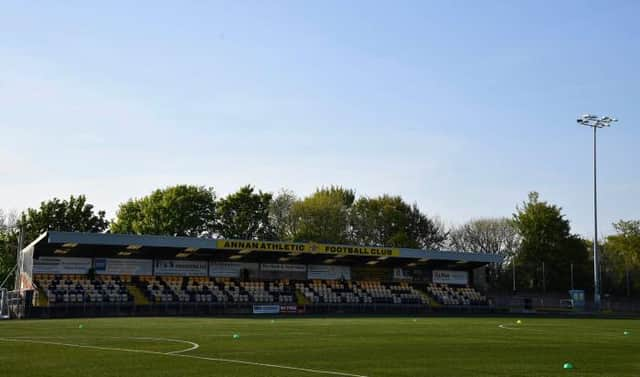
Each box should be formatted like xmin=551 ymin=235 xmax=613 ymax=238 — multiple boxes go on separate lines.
xmin=1 ymin=1 xmax=638 ymax=237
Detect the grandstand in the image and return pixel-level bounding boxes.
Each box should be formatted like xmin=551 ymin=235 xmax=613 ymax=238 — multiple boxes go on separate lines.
xmin=14 ymin=232 xmax=501 ymax=318
xmin=38 ymin=274 xmax=132 ymax=304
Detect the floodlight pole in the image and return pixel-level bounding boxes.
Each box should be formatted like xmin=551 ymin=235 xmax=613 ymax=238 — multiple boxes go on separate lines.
xmin=577 ymin=114 xmax=617 ymax=311
xmin=14 ymin=226 xmax=24 ymax=291
xmin=512 ymin=261 xmax=516 ymax=293
xmin=592 ymin=125 xmax=599 ymax=308
xmin=570 ymin=263 xmax=574 ymax=290
xmin=542 ymin=261 xmax=546 ymax=293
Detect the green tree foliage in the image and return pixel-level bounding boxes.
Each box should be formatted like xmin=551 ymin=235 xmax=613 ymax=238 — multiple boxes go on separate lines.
xmin=291 ymin=186 xmax=355 ymax=244
xmin=512 ymin=192 xmax=590 ymax=291
xmin=269 ymin=189 xmax=298 ymax=241
xmin=0 ymin=234 xmax=14 ymax=286
xmin=449 ymin=218 xmax=520 ymax=257
xmin=407 ymin=204 xmax=448 ymax=249
xmin=607 ymin=220 xmax=640 ymax=267
xmin=351 ymin=195 xmax=447 ymax=249
xmin=110 ymin=185 xmax=216 ymax=237
xmin=0 ymin=210 xmax=18 ymax=288
xmin=350 ymin=195 xmax=405 ymax=247
xmin=217 ymin=185 xmax=275 ymax=240
xmin=449 ymin=218 xmax=520 ymax=289
xmin=18 ymin=195 xmax=109 ymax=244
xmin=602 ymin=220 xmax=640 ymax=295
xmin=1 ymin=196 xmax=107 ymax=289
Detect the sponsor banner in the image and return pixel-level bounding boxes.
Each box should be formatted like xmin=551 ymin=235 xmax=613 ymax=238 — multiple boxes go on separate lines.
xmin=209 ymin=262 xmax=246 ymax=277
xmin=216 ymin=239 xmax=399 ymax=258
xmin=260 ymin=263 xmax=306 ymax=273
xmin=393 ymin=268 xmax=412 ymax=280
xmin=33 ymin=257 xmax=92 ymax=274
xmin=307 ymin=265 xmax=351 ymax=280
xmin=432 ymin=270 xmax=469 ymax=285
xmin=280 ymin=305 xmax=298 ymax=314
xmin=252 ymin=305 xmax=280 ymax=314
xmin=155 ymin=260 xmax=208 ymax=276
xmin=95 ymin=258 xmax=152 ymax=276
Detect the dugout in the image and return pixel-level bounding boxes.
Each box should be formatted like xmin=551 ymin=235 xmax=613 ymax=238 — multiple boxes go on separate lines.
xmin=15 ymin=232 xmax=502 ymax=318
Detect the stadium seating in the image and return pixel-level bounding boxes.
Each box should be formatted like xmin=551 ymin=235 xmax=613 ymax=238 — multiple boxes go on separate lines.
xmin=141 ymin=277 xmax=427 ymax=305
xmin=358 ymin=281 xmax=426 ymax=304
xmin=35 ymin=274 xmax=132 ymax=304
xmin=296 ymin=280 xmax=360 ymax=304
xmin=139 ymin=276 xmax=180 ymax=303
xmin=137 ymin=277 xmax=296 ymax=304
xmin=295 ymin=280 xmax=427 ymax=305
xmin=34 ymin=274 xmax=486 ymax=307
xmin=184 ymin=276 xmax=228 ymax=303
xmin=239 ymin=280 xmax=295 ymax=303
xmin=426 ymin=283 xmax=487 ymax=305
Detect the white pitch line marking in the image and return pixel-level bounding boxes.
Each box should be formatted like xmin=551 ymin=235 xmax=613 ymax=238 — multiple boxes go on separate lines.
xmin=498 ymin=323 xmax=546 ymax=332
xmin=173 ymin=352 xmax=369 ymax=377
xmin=0 ymin=337 xmax=368 ymax=377
xmin=6 ymin=336 xmax=199 ymax=354
xmin=127 ymin=337 xmax=200 ymax=354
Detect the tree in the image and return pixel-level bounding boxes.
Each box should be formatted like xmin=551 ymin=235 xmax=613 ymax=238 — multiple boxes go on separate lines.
xmin=269 ymin=189 xmax=298 ymax=241
xmin=407 ymin=204 xmax=448 ymax=249
xmin=350 ymin=195 xmax=404 ymax=247
xmin=0 ymin=210 xmax=18 ymax=288
xmin=606 ymin=220 xmax=640 ymax=271
xmin=111 ymin=185 xmax=216 ymax=237
xmin=449 ymin=218 xmax=520 ymax=257
xmin=290 ymin=186 xmax=355 ymax=244
xmin=512 ymin=192 xmax=590 ymax=291
xmin=350 ymin=195 xmax=447 ymax=249
xmin=603 ymin=220 xmax=640 ymax=296
xmin=0 ymin=210 xmax=17 ymax=234
xmin=18 ymin=195 xmax=109 ymax=244
xmin=607 ymin=220 xmax=640 ymax=266
xmin=1 ymin=196 xmax=107 ymax=289
xmin=449 ymin=218 xmax=520 ymax=288
xmin=217 ymin=185 xmax=275 ymax=240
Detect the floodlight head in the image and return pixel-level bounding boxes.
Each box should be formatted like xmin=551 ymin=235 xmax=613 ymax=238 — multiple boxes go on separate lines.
xmin=577 ymin=113 xmax=618 ymax=128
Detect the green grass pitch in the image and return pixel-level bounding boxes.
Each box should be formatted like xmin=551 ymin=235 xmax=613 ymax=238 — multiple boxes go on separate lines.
xmin=1 ymin=317 xmax=638 ymax=376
